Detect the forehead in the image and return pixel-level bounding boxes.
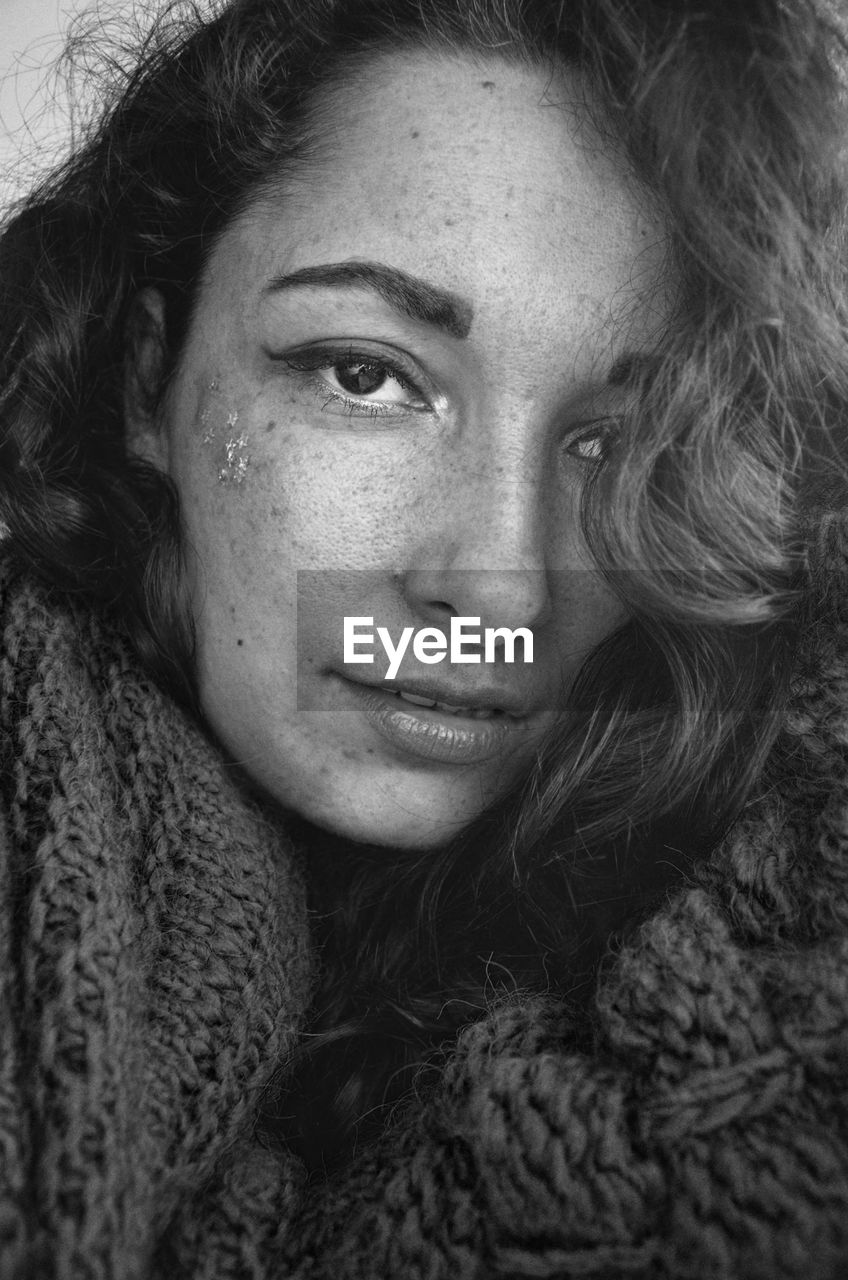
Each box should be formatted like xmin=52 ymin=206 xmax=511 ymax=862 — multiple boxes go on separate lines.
xmin=207 ymin=50 xmax=670 ymax=360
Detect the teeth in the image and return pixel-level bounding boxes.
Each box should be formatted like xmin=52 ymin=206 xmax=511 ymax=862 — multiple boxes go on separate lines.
xmin=395 ymin=690 xmax=497 ymax=719
xmin=397 ymin=691 xmax=437 ymax=708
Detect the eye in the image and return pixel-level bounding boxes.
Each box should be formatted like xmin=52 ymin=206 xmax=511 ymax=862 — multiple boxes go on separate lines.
xmin=324 ymin=357 xmax=415 ymax=405
xmin=564 ymin=417 xmax=621 ymax=462
xmin=278 ymin=345 xmax=431 ymax=417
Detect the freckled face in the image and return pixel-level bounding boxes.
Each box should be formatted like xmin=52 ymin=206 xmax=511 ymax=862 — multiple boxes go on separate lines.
xmin=150 ymin=52 xmax=671 ymax=847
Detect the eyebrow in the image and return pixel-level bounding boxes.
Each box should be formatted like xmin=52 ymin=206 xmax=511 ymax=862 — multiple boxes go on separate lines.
xmin=265 ymin=260 xmax=474 ymax=340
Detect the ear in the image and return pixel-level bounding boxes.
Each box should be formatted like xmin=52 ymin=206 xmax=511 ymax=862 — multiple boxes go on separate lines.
xmin=124 ymin=287 xmax=170 ymax=470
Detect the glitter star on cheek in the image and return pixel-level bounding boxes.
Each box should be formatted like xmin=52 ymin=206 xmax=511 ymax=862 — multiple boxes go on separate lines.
xmin=200 ymin=409 xmax=215 ymax=445
xmin=218 ymin=432 xmax=251 ymax=484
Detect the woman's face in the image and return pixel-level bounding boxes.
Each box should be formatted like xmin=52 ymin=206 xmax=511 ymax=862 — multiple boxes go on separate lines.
xmin=131 ymin=51 xmax=671 ymax=847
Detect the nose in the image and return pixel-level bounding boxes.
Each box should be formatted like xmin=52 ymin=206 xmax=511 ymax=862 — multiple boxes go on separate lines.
xmin=402 ymin=434 xmax=555 ymax=632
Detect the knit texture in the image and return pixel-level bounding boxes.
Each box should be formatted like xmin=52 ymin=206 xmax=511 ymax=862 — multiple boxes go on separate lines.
xmin=2 ymin=523 xmax=848 ymax=1279
xmin=0 ymin=554 xmax=313 ymax=1280
xmin=274 ymin=516 xmax=848 ymax=1279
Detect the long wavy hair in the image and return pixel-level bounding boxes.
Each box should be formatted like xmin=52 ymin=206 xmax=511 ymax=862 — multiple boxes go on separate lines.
xmin=2 ymin=0 xmax=848 ymax=1169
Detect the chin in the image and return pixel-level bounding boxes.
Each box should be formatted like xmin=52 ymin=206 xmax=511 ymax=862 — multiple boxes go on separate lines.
xmin=299 ymin=797 xmax=477 ymax=851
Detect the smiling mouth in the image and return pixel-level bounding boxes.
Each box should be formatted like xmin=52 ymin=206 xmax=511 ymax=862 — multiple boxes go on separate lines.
xmin=357 ymin=674 xmax=531 ymax=720
xmin=390 ymin=688 xmax=507 ymax=720
xmin=335 ymin=673 xmax=533 ymax=766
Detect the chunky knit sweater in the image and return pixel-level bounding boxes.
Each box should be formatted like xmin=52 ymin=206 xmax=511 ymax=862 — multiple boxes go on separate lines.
xmin=2 ymin=529 xmax=848 ymax=1280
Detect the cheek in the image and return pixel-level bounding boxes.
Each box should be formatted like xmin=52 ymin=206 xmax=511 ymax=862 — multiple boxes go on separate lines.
xmin=173 ymin=429 xmax=422 ymax=673
xmin=245 ymin=426 xmax=423 ymax=572
xmin=549 ymin=571 xmax=628 ymax=676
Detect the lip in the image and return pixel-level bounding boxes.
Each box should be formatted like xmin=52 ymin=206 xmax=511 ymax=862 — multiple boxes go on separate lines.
xmin=339 ymin=674 xmax=541 ymax=766
xmin=365 ymin=675 xmax=534 ymax=719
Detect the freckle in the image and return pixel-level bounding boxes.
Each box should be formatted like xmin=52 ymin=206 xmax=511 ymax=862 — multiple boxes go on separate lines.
xmin=481 ymin=80 xmax=495 ymax=90
xmin=237 ymin=638 xmax=244 ymax=647
xmin=265 ymin=419 xmax=277 ymax=433
xmin=444 ymin=217 xmax=456 ymax=227
xmin=410 ymin=129 xmax=419 ymax=138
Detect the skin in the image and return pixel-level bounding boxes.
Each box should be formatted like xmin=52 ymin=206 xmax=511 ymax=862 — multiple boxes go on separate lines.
xmin=126 ymin=50 xmax=672 ymax=848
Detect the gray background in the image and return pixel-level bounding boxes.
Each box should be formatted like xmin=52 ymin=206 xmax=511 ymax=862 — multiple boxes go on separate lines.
xmin=1 ymin=1 xmax=216 ymax=208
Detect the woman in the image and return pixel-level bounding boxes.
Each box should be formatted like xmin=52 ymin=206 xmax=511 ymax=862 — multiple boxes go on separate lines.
xmin=2 ymin=0 xmax=848 ymax=1275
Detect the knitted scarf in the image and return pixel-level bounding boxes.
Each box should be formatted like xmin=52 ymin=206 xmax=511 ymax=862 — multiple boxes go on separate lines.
xmin=2 ymin=527 xmax=848 ymax=1280
xmin=0 ymin=553 xmax=312 ymax=1279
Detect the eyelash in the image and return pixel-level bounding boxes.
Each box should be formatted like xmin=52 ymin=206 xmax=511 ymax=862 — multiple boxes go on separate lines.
xmin=278 ymin=345 xmax=431 ymax=418
xmin=274 ymin=344 xmax=625 ymax=457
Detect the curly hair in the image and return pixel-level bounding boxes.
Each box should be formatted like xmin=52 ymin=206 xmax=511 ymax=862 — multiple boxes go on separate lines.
xmin=2 ymin=0 xmax=848 ymax=1168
